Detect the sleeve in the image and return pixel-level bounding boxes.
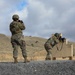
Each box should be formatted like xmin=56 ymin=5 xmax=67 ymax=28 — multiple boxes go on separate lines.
xmin=18 ymin=21 xmax=26 ymax=30
xmin=9 ymin=23 xmax=13 ymax=32
xmin=9 ymin=22 xmax=18 ymax=33
xmin=53 ymin=36 xmax=59 ymax=44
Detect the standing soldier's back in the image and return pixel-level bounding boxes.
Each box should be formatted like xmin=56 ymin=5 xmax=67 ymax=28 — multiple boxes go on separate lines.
xmin=10 ymin=21 xmax=25 ymax=35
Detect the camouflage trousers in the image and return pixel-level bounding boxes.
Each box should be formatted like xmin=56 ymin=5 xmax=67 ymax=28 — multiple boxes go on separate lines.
xmin=11 ymin=33 xmax=27 ymax=58
xmin=44 ymin=43 xmax=52 ymax=60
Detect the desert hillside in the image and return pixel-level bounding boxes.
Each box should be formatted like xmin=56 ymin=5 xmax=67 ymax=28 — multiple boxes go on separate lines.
xmin=0 ymin=34 xmax=47 ymax=61
xmin=0 ymin=34 xmax=75 ymax=62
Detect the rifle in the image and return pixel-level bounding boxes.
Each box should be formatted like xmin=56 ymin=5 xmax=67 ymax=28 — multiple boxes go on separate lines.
xmin=57 ymin=37 xmax=66 ymax=51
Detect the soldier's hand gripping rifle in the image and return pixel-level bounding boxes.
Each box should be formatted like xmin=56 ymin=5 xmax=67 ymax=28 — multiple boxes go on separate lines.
xmin=59 ymin=37 xmax=66 ymax=43
xmin=57 ymin=37 xmax=66 ymax=51
xmin=18 ymin=20 xmax=23 ymax=23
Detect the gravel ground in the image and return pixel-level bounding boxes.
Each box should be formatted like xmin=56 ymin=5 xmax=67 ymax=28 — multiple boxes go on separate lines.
xmin=0 ymin=60 xmax=75 ymax=75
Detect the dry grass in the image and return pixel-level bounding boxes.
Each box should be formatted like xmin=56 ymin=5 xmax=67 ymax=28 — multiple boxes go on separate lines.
xmin=0 ymin=34 xmax=75 ymax=62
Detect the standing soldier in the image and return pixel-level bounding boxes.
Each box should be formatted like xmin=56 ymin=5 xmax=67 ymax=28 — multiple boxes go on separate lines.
xmin=44 ymin=33 xmax=63 ymax=60
xmin=9 ymin=14 xmax=30 ymax=63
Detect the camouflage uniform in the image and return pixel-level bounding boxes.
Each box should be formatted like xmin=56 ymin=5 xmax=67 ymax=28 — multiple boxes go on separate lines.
xmin=10 ymin=14 xmax=29 ymax=63
xmin=44 ymin=33 xmax=60 ymax=60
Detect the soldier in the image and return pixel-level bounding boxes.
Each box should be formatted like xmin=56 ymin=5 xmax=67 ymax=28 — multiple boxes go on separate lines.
xmin=44 ymin=33 xmax=63 ymax=60
xmin=9 ymin=14 xmax=30 ymax=63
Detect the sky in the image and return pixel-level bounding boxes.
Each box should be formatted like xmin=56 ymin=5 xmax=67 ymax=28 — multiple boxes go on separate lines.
xmin=0 ymin=0 xmax=75 ymax=42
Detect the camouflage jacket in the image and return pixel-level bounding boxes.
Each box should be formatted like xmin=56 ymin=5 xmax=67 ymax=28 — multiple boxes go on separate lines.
xmin=10 ymin=20 xmax=25 ymax=35
xmin=45 ymin=35 xmax=59 ymax=47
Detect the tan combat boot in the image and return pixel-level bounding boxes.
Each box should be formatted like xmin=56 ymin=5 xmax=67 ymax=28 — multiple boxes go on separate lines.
xmin=45 ymin=57 xmax=51 ymax=60
xmin=14 ymin=57 xmax=18 ymax=63
xmin=45 ymin=54 xmax=52 ymax=60
xmin=24 ymin=57 xmax=30 ymax=63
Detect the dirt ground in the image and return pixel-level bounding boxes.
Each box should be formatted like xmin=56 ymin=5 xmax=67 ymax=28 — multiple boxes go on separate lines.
xmin=0 ymin=60 xmax=75 ymax=75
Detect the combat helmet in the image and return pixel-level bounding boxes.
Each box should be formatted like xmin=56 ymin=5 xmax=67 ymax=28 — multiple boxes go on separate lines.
xmin=12 ymin=14 xmax=19 ymax=20
xmin=54 ymin=33 xmax=60 ymax=38
xmin=54 ymin=33 xmax=62 ymax=38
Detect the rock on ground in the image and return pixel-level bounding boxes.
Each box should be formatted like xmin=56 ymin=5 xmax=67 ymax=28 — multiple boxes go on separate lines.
xmin=0 ymin=60 xmax=75 ymax=75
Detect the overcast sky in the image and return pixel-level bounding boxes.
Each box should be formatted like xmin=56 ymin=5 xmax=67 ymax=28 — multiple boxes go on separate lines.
xmin=0 ymin=0 xmax=75 ymax=42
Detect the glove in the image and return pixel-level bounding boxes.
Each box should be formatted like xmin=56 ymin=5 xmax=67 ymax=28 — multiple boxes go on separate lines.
xmin=18 ymin=20 xmax=23 ymax=23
